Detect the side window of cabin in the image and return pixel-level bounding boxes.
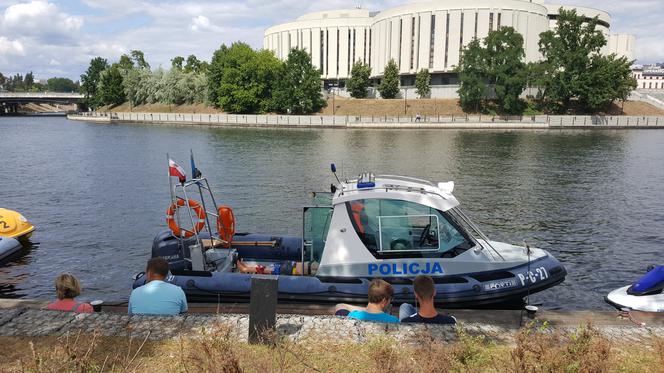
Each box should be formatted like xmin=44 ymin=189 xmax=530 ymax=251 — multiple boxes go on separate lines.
xmin=346 ymin=199 xmax=470 ymax=255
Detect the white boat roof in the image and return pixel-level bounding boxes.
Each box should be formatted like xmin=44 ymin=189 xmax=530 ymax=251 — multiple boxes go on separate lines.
xmin=333 ymin=175 xmax=460 ymax=212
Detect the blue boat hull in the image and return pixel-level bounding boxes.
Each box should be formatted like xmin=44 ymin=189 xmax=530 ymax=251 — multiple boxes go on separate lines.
xmin=0 ymin=237 xmax=21 ymax=262
xmin=135 ymin=231 xmax=566 ymax=308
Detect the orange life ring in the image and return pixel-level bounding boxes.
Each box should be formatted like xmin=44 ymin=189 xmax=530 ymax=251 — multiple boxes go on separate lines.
xmin=216 ymin=205 xmax=235 ymax=247
xmin=166 ymin=198 xmax=206 ymax=238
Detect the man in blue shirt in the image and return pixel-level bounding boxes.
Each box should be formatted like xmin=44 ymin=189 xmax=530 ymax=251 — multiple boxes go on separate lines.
xmin=346 ymin=279 xmax=399 ymax=323
xmin=128 ymin=257 xmax=188 ymax=316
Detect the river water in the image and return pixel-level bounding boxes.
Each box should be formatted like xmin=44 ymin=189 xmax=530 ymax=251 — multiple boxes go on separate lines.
xmin=0 ymin=116 xmax=663 ymax=310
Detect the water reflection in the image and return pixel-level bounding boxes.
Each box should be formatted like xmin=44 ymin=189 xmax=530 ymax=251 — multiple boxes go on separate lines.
xmin=0 ymin=239 xmax=39 ymax=298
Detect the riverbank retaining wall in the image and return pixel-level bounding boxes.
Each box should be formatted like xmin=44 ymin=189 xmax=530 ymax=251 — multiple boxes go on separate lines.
xmin=1 ymin=307 xmax=662 ymax=343
xmin=68 ymin=112 xmax=664 ymax=129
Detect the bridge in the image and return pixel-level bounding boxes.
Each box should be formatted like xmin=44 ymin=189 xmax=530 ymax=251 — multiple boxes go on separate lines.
xmin=0 ymin=92 xmax=84 ymax=114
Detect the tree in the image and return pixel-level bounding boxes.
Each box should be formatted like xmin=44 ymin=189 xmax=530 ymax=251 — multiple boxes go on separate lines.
xmin=0 ymin=72 xmax=6 ymax=90
xmin=122 ymin=67 xmax=153 ymax=107
xmin=415 ymin=68 xmax=431 ymax=98
xmin=130 ymin=50 xmax=150 ymax=69
xmin=98 ymin=65 xmax=125 ymax=106
xmin=118 ymin=54 xmax=134 ymax=70
xmin=272 ymin=48 xmax=325 ymax=114
xmin=579 ymin=54 xmax=636 ymax=112
xmin=46 ymin=77 xmax=78 ymax=92
xmin=80 ymin=57 xmax=109 ymax=109
xmin=208 ymin=44 xmax=229 ymax=106
xmin=171 ymin=56 xmax=185 ymax=70
xmin=346 ymin=61 xmax=372 ymax=98
xmin=485 ymin=27 xmax=527 ymax=114
xmin=217 ymin=43 xmax=282 ymax=113
xmin=24 ymin=72 xmax=34 ymax=90
xmin=184 ymin=55 xmax=202 ymax=73
xmin=537 ymin=8 xmax=606 ymax=112
xmin=457 ymin=39 xmax=487 ymax=112
xmin=378 ymin=59 xmax=400 ymax=99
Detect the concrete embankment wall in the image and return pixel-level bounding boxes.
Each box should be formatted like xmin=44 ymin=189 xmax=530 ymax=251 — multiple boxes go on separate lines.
xmin=1 ymin=301 xmax=662 ymax=342
xmin=68 ymin=112 xmax=664 ymax=129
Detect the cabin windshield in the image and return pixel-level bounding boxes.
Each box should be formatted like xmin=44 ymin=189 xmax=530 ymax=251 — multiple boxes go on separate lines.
xmin=346 ymin=199 xmax=474 ymax=257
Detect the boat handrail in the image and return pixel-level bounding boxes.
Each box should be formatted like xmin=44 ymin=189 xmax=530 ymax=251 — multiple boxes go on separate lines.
xmin=375 ymin=174 xmax=436 ymax=186
xmin=339 ymin=184 xmax=452 ymax=201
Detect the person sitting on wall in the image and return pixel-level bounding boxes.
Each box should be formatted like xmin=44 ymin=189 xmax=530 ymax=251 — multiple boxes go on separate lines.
xmin=236 ymin=259 xmax=318 ymax=276
xmin=128 ymin=257 xmax=188 ymax=315
xmin=341 ymin=279 xmax=399 ymax=323
xmin=46 ymin=273 xmax=93 ymax=313
xmin=399 ymin=275 xmax=456 ymax=324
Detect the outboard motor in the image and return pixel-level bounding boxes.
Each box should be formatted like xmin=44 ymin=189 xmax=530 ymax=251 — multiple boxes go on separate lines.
xmin=627 ymin=265 xmax=664 ymax=296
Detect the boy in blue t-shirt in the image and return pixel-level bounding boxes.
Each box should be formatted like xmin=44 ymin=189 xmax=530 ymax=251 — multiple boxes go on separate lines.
xmin=344 ymin=279 xmax=399 ymax=323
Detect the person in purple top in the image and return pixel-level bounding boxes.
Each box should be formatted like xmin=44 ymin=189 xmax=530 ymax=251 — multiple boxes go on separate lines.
xmin=399 ymin=275 xmax=456 ymax=324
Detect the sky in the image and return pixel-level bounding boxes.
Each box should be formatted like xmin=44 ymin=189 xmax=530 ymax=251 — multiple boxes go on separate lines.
xmin=0 ymin=0 xmax=662 ymax=81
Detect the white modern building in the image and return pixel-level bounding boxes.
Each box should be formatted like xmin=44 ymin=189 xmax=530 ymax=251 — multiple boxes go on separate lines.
xmin=264 ymin=0 xmax=635 ymax=89
xmin=633 ymin=66 xmax=664 ymax=91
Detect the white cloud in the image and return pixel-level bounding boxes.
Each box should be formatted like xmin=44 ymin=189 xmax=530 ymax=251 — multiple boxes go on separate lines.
xmin=1 ymin=1 xmax=83 ymax=39
xmin=190 ymin=15 xmax=221 ymax=32
xmin=0 ymin=36 xmax=24 ymax=55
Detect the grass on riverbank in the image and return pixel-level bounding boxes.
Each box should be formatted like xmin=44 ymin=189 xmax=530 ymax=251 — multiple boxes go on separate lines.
xmin=4 ymin=323 xmax=663 ymax=372
xmin=100 ymin=98 xmax=664 ymax=117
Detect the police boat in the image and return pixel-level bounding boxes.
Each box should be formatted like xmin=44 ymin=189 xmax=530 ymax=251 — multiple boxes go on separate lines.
xmin=606 ymin=265 xmax=664 ymax=313
xmin=133 ymin=157 xmax=566 ymax=308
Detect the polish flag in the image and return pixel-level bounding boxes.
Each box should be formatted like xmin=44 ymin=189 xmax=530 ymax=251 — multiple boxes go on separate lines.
xmin=169 ymin=159 xmax=186 ymax=182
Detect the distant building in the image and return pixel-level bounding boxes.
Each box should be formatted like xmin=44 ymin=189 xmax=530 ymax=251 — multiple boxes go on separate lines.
xmin=264 ymin=0 xmax=635 ymax=93
xmin=633 ymin=66 xmax=664 ymax=91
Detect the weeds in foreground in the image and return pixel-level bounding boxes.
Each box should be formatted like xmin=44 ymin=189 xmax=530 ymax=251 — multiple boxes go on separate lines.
xmin=511 ymin=323 xmax=612 ymax=373
xmin=17 ymin=330 xmax=151 ymax=373
xmin=5 ymin=323 xmax=664 ymax=373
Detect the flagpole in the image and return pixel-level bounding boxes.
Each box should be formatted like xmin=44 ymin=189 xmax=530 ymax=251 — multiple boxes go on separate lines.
xmin=167 ymin=153 xmax=175 ymax=206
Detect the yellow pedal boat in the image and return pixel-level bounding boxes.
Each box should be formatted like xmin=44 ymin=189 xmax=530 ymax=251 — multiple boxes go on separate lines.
xmin=0 ymin=208 xmax=35 ymax=240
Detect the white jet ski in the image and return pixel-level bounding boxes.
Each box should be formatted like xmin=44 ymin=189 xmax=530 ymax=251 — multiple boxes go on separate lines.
xmin=606 ymin=265 xmax=664 ymax=313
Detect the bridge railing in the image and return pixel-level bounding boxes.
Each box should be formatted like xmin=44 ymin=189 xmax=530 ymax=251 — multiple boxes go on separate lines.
xmin=0 ymin=92 xmax=84 ymax=98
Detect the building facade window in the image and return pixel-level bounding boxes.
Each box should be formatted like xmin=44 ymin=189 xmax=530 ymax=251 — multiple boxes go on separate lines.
xmin=336 ymin=29 xmax=340 ymax=76
xmin=444 ymin=13 xmax=450 ymax=69
xmin=459 ymin=12 xmax=464 ymax=51
xmin=410 ymin=16 xmax=416 ymax=70
xmin=489 ymin=13 xmax=494 ymax=32
xmin=369 ymin=29 xmax=372 ymax=66
xmin=326 ymin=30 xmax=329 ymax=75
xmin=416 ymin=16 xmax=421 ymax=69
xmin=363 ymin=29 xmax=367 ymax=63
xmin=320 ymin=30 xmax=324 ymax=71
xmin=474 ymin=12 xmax=478 ymax=39
xmin=398 ymin=19 xmax=403 ymax=69
xmin=348 ymin=29 xmax=352 ymax=73
xmin=429 ymin=15 xmax=436 ymax=68
xmin=352 ymin=29 xmax=357 ymax=64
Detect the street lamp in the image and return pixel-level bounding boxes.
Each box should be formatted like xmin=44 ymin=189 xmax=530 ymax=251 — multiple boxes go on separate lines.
xmin=403 ymin=87 xmax=408 ymax=115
